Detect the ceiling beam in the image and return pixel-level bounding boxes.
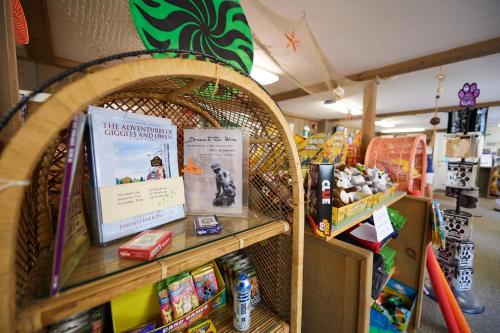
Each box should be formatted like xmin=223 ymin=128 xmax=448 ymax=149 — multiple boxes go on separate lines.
xmin=272 ymin=36 xmax=500 ymax=102
xmin=273 ymin=81 xmax=331 ymax=102
xmin=350 ymin=100 xmax=500 ymax=120
xmin=348 ymin=36 xmax=500 ymax=81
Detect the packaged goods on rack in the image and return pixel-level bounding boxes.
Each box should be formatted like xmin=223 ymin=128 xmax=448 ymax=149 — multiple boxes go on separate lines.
xmin=217 ymin=251 xmax=262 ymax=309
xmin=111 ymin=261 xmax=226 ymax=333
xmin=370 ymin=279 xmax=417 ymax=333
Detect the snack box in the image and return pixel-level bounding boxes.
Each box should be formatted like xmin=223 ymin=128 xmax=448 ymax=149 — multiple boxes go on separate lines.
xmin=371 ymin=184 xmax=398 ymax=207
xmin=118 ymin=230 xmax=172 ymax=261
xmin=112 ymin=261 xmax=226 ymax=333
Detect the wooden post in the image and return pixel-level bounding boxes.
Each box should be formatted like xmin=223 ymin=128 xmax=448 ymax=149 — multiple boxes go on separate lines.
xmin=361 ymin=80 xmax=377 ymax=162
xmin=0 ymin=0 xmax=21 ymax=146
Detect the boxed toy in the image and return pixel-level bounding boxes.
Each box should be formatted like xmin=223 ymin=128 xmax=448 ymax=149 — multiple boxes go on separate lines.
xmin=306 ymin=163 xmax=334 ymax=238
xmin=370 ymin=278 xmax=417 ymax=333
xmin=118 ymin=230 xmax=172 ymax=261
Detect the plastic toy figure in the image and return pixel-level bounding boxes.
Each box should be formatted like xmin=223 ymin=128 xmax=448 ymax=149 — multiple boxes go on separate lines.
xmin=211 ymin=161 xmax=236 ymax=207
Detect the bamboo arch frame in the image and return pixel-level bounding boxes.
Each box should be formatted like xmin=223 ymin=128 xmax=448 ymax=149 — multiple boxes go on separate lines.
xmin=0 ymin=57 xmax=304 ymax=332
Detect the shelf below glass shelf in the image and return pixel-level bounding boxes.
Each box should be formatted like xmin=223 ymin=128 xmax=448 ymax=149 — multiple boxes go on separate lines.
xmin=208 ymin=304 xmax=289 ymax=333
xmin=18 ymin=211 xmax=289 ymax=332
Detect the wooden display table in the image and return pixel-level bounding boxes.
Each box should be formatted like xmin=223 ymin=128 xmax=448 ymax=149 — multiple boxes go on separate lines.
xmin=302 ymin=195 xmax=430 ymax=333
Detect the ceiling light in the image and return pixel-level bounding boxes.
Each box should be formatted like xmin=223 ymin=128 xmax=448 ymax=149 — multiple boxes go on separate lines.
xmin=250 ymin=66 xmax=279 ymax=85
xmin=375 ymin=120 xmax=395 ymax=128
xmin=381 ymin=127 xmax=425 ymax=134
xmin=323 ymin=101 xmax=362 ymax=115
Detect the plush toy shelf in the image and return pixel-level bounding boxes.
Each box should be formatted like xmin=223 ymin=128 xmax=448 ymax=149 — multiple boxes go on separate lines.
xmin=307 ymin=191 xmax=406 ymax=240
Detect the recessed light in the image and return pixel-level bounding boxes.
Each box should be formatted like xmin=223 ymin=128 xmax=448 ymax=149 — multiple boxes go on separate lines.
xmin=381 ymin=127 xmax=425 ymax=134
xmin=250 ymin=66 xmax=279 ymax=85
xmin=323 ymin=101 xmax=362 ymax=115
xmin=375 ymin=120 xmax=395 ymax=128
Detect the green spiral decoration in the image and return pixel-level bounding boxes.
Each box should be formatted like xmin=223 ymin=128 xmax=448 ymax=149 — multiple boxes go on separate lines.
xmin=129 ymin=0 xmax=254 ymax=74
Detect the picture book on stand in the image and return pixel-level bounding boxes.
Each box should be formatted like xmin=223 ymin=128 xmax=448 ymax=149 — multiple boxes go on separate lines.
xmin=86 ymin=106 xmax=185 ymax=245
xmin=183 ymin=128 xmax=248 ymax=217
xmin=50 ymin=113 xmax=89 ymax=295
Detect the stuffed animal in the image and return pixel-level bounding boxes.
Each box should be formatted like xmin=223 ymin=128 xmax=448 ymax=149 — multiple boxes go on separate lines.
xmin=366 ymin=167 xmax=393 ymax=193
xmin=332 ymin=170 xmax=359 ymax=207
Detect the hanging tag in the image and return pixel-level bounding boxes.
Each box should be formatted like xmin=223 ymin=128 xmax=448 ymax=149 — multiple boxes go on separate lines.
xmin=372 ymin=206 xmax=394 ymax=242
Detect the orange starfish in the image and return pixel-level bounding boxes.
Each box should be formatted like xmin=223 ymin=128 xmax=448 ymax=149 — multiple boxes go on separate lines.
xmin=285 ymin=30 xmax=300 ymax=53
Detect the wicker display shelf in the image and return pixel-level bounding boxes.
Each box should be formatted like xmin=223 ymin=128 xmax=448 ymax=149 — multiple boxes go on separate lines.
xmin=0 ymin=52 xmax=304 ymax=332
xmin=208 ymin=304 xmax=289 ymax=332
xmin=18 ymin=220 xmax=289 ymax=332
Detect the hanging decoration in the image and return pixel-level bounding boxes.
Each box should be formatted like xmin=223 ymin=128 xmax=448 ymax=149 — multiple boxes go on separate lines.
xmin=458 ymin=83 xmax=480 ymax=107
xmin=129 ymin=0 xmax=254 ymax=74
xmin=242 ymin=0 xmax=339 ymax=97
xmin=285 ymin=30 xmax=300 ymax=53
xmin=11 ymin=0 xmax=29 ymax=45
xmin=429 ymin=68 xmax=445 ymax=151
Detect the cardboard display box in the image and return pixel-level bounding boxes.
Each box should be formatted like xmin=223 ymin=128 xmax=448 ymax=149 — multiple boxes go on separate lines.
xmin=111 ymin=261 xmax=226 ymax=333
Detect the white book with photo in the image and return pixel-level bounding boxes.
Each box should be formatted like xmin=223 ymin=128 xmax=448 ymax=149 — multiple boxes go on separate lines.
xmin=183 ymin=128 xmax=247 ymax=216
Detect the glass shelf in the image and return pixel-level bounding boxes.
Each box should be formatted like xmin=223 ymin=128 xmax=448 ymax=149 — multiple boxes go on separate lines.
xmin=61 ymin=210 xmax=278 ymax=291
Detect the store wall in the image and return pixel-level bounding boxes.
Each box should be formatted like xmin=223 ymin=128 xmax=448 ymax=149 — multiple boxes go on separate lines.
xmin=17 ymin=58 xmax=64 ymax=91
xmin=484 ymin=126 xmax=500 ymax=154
xmin=284 ymin=114 xmax=322 ymax=136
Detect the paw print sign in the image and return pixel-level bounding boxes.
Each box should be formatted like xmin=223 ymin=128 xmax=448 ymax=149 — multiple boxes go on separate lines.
xmin=458 ymin=82 xmax=480 ymax=107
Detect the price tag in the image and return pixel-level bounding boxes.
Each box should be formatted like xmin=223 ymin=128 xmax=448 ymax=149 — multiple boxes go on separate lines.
xmin=372 ymin=206 xmax=394 ymax=242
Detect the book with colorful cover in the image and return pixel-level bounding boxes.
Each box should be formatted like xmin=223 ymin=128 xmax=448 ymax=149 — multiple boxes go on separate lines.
xmin=50 ymin=113 xmax=89 ymax=296
xmin=86 ymin=106 xmax=185 ymax=245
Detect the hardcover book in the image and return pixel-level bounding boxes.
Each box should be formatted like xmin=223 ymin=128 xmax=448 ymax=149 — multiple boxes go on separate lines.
xmin=183 ymin=128 xmax=247 ymax=217
xmin=50 ymin=113 xmax=89 ymax=295
xmin=87 ymin=106 xmax=185 ymax=245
